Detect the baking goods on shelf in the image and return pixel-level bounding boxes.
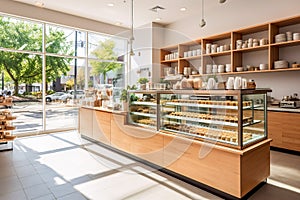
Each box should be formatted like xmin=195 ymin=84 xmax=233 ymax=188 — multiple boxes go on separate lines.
xmin=274 ymin=60 xmax=289 ymax=69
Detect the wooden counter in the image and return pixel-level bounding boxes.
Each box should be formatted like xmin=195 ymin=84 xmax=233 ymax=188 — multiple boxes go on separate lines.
xmin=268 ymin=111 xmax=300 ymax=152
xmin=79 ymin=107 xmax=271 ymax=199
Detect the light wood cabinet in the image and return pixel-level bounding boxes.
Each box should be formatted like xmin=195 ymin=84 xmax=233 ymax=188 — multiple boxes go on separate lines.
xmin=111 ymin=113 xmax=164 ymax=166
xmin=163 ymin=133 xmax=270 ymax=198
xmin=79 ymin=108 xmax=93 ymax=138
xmin=160 ymin=15 xmax=300 ymax=78
xmin=268 ymin=111 xmax=300 ymax=152
xmin=79 ymin=108 xmax=112 ymax=145
xmin=79 ymin=107 xmax=271 ymax=199
xmin=92 ymin=110 xmax=111 ymax=145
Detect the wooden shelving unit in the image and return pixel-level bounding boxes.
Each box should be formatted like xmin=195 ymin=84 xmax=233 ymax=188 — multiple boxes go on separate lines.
xmin=0 ymin=97 xmax=16 ymax=151
xmin=160 ymin=15 xmax=300 ymax=78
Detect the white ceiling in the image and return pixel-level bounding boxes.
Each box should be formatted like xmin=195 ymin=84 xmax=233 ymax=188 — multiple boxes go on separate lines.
xmin=13 ymin=0 xmax=226 ymax=28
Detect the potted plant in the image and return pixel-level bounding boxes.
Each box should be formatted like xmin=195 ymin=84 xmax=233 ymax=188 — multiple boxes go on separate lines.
xmin=137 ymin=77 xmax=149 ymax=90
xmin=120 ymin=85 xmax=137 ymax=111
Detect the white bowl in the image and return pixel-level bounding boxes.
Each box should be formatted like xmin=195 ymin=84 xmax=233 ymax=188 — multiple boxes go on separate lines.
xmin=259 ymin=64 xmax=268 ymax=70
xmin=236 ymin=67 xmax=243 ymax=72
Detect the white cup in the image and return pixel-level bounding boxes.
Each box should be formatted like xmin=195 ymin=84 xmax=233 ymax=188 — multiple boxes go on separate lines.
xmin=192 ymin=50 xmax=197 ymax=56
xmin=226 ymin=77 xmax=234 ymax=89
xmin=206 ymin=43 xmax=212 ymax=54
xmin=206 ymin=64 xmax=212 ymax=74
xmin=207 ymin=78 xmax=216 ymax=90
xmin=218 ymin=65 xmax=225 ymax=73
xmin=225 ymin=64 xmax=231 ymax=72
xmin=234 ymin=77 xmax=242 ymax=89
xmin=220 ymin=46 xmax=224 ymax=52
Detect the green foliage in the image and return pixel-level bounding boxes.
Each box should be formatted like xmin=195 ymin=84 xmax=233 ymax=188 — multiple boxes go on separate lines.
xmin=137 ymin=77 xmax=149 ymax=84
xmin=90 ymin=40 xmax=122 ymax=83
xmin=47 ymin=90 xmax=55 ymax=95
xmin=31 ymin=91 xmax=42 ymax=98
xmin=120 ymin=85 xmax=137 ymax=102
xmin=0 ymin=17 xmax=72 ymax=94
xmin=66 ymin=79 xmax=74 ymax=90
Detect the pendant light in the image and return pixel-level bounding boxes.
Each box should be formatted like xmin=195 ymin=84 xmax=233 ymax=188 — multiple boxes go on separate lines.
xmin=200 ymin=0 xmax=206 ymax=28
xmin=129 ymin=0 xmax=135 ymax=56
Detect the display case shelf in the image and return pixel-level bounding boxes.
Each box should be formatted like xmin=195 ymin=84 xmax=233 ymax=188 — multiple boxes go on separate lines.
xmin=164 ymin=102 xmax=263 ymax=110
xmin=163 ymin=114 xmax=261 ymax=127
xmin=130 ymin=112 xmax=156 ymax=118
xmin=130 ymin=101 xmax=157 ymax=106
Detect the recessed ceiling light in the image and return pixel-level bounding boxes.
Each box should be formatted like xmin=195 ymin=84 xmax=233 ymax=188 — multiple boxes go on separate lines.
xmin=107 ymin=3 xmax=114 ymax=7
xmin=155 ymin=17 xmax=162 ymax=21
xmin=35 ymin=1 xmax=44 ymax=8
xmin=180 ymin=7 xmax=187 ymax=11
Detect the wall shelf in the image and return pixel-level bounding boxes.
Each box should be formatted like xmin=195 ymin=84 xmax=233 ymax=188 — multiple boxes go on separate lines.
xmin=160 ymin=15 xmax=300 ymax=78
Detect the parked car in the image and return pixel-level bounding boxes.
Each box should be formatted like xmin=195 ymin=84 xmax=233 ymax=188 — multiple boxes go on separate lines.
xmin=59 ymin=90 xmax=85 ymax=102
xmin=45 ymin=92 xmax=66 ymax=102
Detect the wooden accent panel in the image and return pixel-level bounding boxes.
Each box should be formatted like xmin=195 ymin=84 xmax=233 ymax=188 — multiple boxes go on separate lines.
xmin=241 ymin=141 xmax=270 ymax=197
xmin=163 ymin=134 xmax=241 ymax=197
xmin=79 ymin=108 xmax=93 ymax=138
xmin=92 ymin=110 xmax=111 ymax=145
xmin=268 ymin=111 xmax=300 ymax=152
xmin=111 ymin=114 xmax=164 ymax=165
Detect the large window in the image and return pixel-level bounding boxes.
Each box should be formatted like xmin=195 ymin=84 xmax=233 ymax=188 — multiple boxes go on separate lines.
xmin=0 ymin=14 xmax=127 ymax=135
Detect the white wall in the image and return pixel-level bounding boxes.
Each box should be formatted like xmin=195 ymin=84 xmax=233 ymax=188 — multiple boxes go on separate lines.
xmin=128 ymin=22 xmax=165 ymax=86
xmin=162 ymin=0 xmax=300 ymax=100
xmin=163 ymin=0 xmax=300 ymax=45
xmin=128 ymin=23 xmax=153 ymax=86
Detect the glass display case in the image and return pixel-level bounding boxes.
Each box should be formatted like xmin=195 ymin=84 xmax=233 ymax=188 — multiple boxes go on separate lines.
xmin=127 ymin=89 xmax=270 ymax=149
xmin=159 ymin=89 xmax=270 ymax=149
xmin=127 ymin=90 xmax=158 ymax=129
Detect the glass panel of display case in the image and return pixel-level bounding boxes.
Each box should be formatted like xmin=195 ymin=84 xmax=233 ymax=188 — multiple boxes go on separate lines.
xmin=159 ymin=90 xmax=269 ymax=149
xmin=241 ymin=93 xmax=267 ymax=147
xmin=128 ymin=91 xmax=157 ymax=129
xmin=160 ymin=92 xmax=241 ymax=147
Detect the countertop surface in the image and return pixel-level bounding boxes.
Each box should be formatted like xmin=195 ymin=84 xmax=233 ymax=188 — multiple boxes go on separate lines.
xmin=81 ymin=105 xmax=300 ymax=113
xmin=267 ymin=106 xmax=300 ymax=113
xmin=80 ymin=106 xmax=126 ymax=114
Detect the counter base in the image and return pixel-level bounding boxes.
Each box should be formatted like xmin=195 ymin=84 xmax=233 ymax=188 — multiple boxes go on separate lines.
xmin=81 ymin=134 xmax=267 ymax=200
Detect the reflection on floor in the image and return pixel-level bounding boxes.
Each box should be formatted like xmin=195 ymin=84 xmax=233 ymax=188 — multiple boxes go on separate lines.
xmin=0 ymin=131 xmax=299 ymax=200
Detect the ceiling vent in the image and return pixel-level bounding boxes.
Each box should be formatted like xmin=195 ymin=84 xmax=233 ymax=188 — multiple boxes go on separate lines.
xmin=150 ymin=5 xmax=165 ymax=12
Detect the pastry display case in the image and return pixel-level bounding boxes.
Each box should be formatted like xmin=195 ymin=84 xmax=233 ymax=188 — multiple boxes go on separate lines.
xmin=127 ymin=89 xmax=270 ymax=149
xmin=127 ymin=90 xmax=158 ymax=129
xmin=159 ymin=89 xmax=270 ymax=149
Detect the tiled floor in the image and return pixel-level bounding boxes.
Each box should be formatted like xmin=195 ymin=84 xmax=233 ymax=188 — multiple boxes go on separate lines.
xmin=0 ymin=131 xmax=299 ymax=200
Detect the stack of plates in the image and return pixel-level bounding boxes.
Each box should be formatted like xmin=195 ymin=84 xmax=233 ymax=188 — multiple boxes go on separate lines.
xmin=274 ymin=60 xmax=289 ymax=69
xmin=286 ymin=32 xmax=293 ymax=41
xmin=293 ymin=33 xmax=300 ymax=40
xmin=275 ymin=33 xmax=286 ymax=43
